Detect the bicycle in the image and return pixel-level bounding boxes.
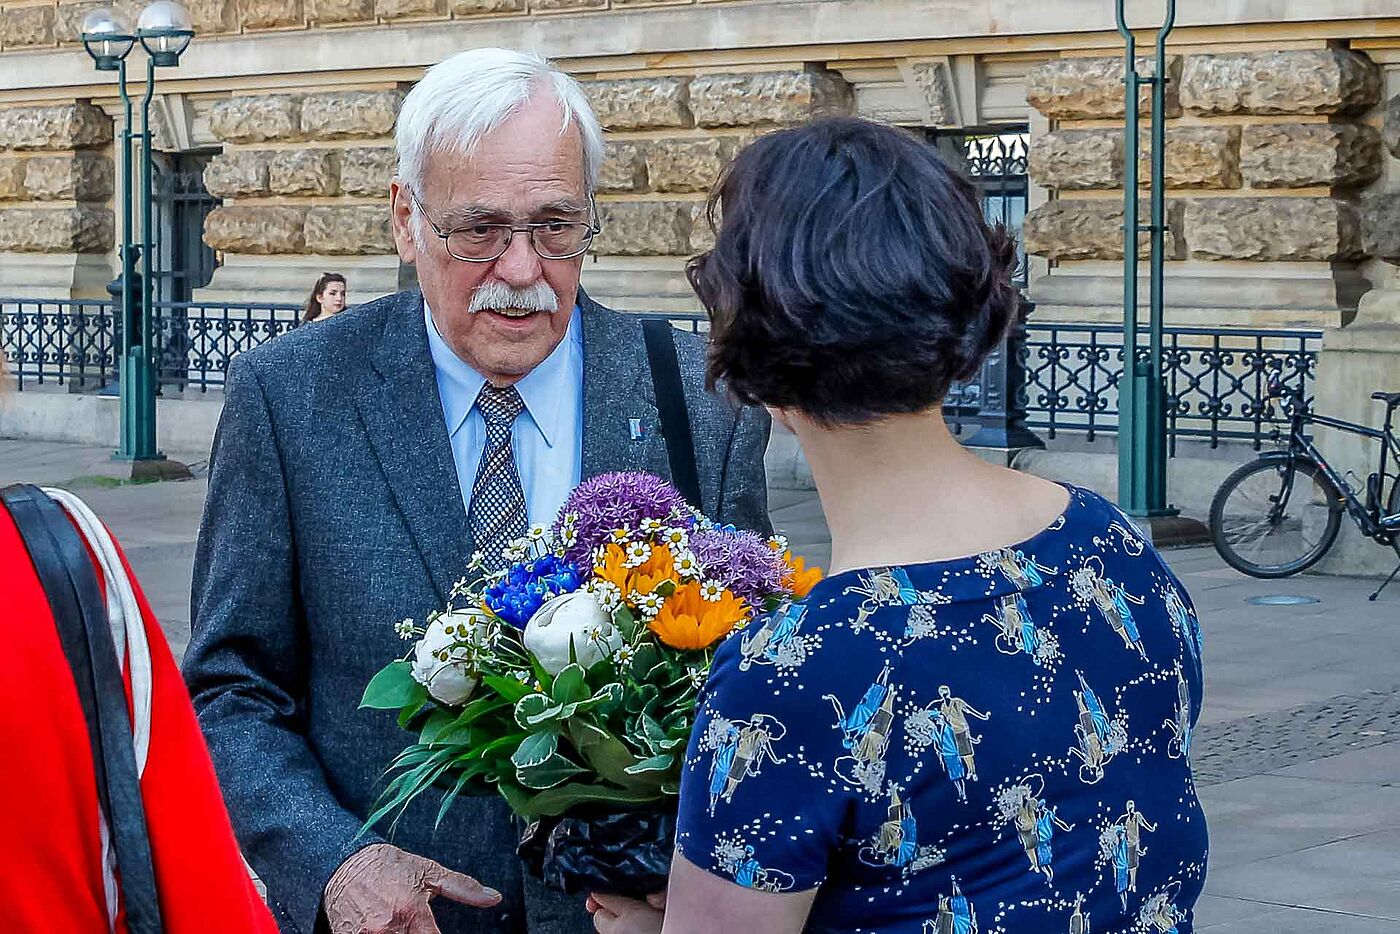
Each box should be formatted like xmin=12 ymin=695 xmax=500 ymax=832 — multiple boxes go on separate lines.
xmin=1208 ymin=377 xmax=1400 ymax=599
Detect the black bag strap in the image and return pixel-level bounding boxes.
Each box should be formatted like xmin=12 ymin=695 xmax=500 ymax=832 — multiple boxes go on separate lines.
xmin=2 ymin=484 xmax=164 ymax=934
xmin=641 ymin=318 xmax=703 ymax=510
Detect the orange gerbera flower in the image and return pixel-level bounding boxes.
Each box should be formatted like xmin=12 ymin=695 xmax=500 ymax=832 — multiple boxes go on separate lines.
xmin=631 ymin=544 xmax=677 ymax=595
xmin=594 ymin=543 xmax=634 ymax=594
xmin=649 ymin=581 xmax=749 ymax=650
xmin=782 ymin=552 xmax=824 ymax=598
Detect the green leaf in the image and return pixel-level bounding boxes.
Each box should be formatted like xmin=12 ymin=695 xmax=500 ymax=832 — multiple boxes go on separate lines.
xmin=517 ymin=781 xmax=667 ymax=820
xmin=511 ymin=732 xmax=589 ymax=790
xmin=434 ymin=771 xmax=476 ymax=831
xmin=568 ymin=721 xmax=649 ymax=787
xmin=550 ymin=664 xmax=589 ymax=705
xmin=623 ymin=753 xmax=674 ymax=775
xmin=361 ymin=661 xmax=424 ymax=710
xmin=482 ymin=674 xmax=534 ymax=704
xmin=419 ymin=707 xmax=458 ymax=745
xmin=514 ymin=693 xmax=557 ymax=729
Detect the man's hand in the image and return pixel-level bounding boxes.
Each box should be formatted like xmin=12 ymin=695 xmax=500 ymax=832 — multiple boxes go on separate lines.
xmin=323 ymin=843 xmax=501 ymax=934
xmin=587 ymin=892 xmax=665 ymax=934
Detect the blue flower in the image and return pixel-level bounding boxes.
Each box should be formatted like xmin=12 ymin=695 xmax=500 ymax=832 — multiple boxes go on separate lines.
xmin=485 ymin=555 xmax=584 ymax=628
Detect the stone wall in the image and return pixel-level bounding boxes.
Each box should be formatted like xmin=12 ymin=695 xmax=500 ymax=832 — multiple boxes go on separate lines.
xmin=201 ymin=68 xmax=851 ymax=265
xmin=0 ymin=101 xmax=114 ymax=253
xmin=1024 ymin=49 xmax=1384 ymax=272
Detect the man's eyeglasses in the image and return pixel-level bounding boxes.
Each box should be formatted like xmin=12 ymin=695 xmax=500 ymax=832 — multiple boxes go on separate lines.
xmin=408 ymin=189 xmax=601 ymax=263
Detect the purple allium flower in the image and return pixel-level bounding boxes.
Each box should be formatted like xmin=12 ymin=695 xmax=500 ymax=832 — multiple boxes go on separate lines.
xmin=688 ymin=528 xmax=788 ymax=606
xmin=553 ymin=472 xmax=694 ymax=565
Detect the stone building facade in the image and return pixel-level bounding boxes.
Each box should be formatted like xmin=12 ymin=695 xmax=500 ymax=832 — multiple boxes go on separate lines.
xmin=0 ymin=0 xmax=1393 ymax=327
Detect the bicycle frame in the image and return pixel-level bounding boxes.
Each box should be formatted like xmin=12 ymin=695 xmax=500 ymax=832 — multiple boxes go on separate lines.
xmin=1275 ymin=398 xmax=1400 ymax=543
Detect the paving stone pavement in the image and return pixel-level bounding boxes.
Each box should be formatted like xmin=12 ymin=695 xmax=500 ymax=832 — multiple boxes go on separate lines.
xmin=5 ymin=438 xmax=1400 ymax=932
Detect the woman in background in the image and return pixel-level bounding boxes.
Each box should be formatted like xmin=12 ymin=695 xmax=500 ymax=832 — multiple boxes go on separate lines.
xmin=303 ymin=272 xmax=348 ymax=323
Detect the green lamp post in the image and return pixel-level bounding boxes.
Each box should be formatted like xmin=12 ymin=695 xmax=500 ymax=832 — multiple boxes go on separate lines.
xmin=81 ymin=2 xmax=194 ymax=476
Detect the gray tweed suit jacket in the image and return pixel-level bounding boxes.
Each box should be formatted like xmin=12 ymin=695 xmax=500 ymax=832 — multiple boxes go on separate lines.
xmin=183 ymin=288 xmax=771 ymax=934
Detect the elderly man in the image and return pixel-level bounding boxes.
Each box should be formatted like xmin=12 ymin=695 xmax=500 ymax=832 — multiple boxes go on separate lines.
xmin=184 ymin=48 xmax=770 ymax=934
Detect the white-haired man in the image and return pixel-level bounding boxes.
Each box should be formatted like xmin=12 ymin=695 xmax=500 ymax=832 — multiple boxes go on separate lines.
xmin=184 ymin=48 xmax=771 ymax=934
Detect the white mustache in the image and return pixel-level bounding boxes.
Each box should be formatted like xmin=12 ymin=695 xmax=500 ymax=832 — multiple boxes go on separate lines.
xmin=468 ymin=280 xmax=559 ymax=315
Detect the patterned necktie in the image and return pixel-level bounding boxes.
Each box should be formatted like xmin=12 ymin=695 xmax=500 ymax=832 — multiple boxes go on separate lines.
xmin=469 ymin=384 xmax=528 ymax=570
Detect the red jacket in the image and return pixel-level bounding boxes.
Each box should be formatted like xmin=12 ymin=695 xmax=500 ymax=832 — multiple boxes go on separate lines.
xmin=0 ymin=503 xmax=277 ymax=933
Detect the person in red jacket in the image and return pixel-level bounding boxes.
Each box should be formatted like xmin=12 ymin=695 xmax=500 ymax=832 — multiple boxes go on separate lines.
xmin=0 ymin=484 xmax=277 ymax=934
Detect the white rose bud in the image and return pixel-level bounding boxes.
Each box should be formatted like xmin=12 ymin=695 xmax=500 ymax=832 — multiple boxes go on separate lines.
xmin=410 ymin=609 xmax=490 ymax=706
xmin=523 ymin=590 xmax=623 ymax=675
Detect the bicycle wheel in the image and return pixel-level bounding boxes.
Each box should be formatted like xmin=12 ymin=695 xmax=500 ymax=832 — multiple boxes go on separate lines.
xmin=1209 ymin=456 xmax=1344 ymax=577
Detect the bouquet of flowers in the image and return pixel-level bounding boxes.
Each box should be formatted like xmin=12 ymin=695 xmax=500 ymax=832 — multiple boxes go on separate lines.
xmin=360 ymin=471 xmax=821 ymax=896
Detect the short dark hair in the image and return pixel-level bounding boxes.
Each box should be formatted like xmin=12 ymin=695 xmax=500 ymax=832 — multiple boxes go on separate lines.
xmin=687 ymin=117 xmax=1019 ymax=425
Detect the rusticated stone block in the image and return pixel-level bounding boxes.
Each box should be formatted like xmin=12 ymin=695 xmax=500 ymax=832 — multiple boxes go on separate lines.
xmin=690 ymin=71 xmax=853 ymax=128
xmin=689 ymin=201 xmax=717 ymax=254
xmin=597 ymin=141 xmax=647 ymax=194
xmin=1240 ymin=124 xmax=1381 ymax=189
xmin=1186 ymin=197 xmax=1362 ymax=262
xmin=594 ymin=201 xmax=693 ymax=256
xmin=1028 ymin=130 xmax=1123 ymax=191
xmin=1362 ymin=193 xmax=1400 ymax=265
xmin=307 ymin=0 xmax=374 ymax=21
xmin=300 ymin=90 xmax=403 ymax=141
xmin=1023 ymin=198 xmax=1184 ymax=262
xmin=339 ymin=146 xmax=397 ymax=197
xmin=1180 ymin=50 xmax=1379 ymax=116
xmin=586 ymin=78 xmax=691 ymax=132
xmin=204 ymin=150 xmax=272 ymax=197
xmin=450 ymin=0 xmax=524 ymax=12
xmin=240 ymin=0 xmax=304 ymax=29
xmin=209 ymin=96 xmax=302 ymax=144
xmin=269 ymin=149 xmax=339 ymax=196
xmin=0 ymin=158 xmax=28 ymax=200
xmin=184 ymin=0 xmax=238 ymax=33
xmin=0 ymin=102 xmax=111 ymax=151
xmin=1384 ymin=95 xmax=1400 ymax=160
xmin=1139 ymin=126 xmax=1241 ymax=190
xmin=304 ymin=205 xmax=394 ymax=254
xmin=375 ymin=0 xmax=443 ymax=19
xmin=0 ymin=206 xmax=112 ymax=253
xmin=531 ymin=0 xmax=605 ymax=9
xmin=2 ymin=5 xmax=55 ymax=48
xmin=204 ymin=205 xmax=306 ymax=254
xmin=23 ymin=154 xmax=113 ymax=201
xmin=54 ymin=2 xmax=106 ymax=43
xmin=645 ymin=138 xmax=730 ymax=194
xmin=1026 ymin=56 xmax=1181 ymax=120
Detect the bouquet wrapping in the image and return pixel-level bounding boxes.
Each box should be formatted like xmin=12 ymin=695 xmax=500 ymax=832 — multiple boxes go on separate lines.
xmin=360 ymin=472 xmax=821 ymax=895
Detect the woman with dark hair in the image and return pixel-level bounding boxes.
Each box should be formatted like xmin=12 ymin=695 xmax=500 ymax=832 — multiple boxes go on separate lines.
xmin=589 ymin=117 xmax=1207 ymax=934
xmin=303 ymin=272 xmax=348 ymax=323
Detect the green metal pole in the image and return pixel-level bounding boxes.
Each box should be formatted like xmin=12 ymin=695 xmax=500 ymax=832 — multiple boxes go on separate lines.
xmin=1115 ymin=1 xmax=1144 ymax=515
xmin=115 ymin=59 xmax=139 ymax=459
xmin=1145 ymin=2 xmax=1178 ymax=516
xmin=134 ymin=55 xmax=161 ymax=462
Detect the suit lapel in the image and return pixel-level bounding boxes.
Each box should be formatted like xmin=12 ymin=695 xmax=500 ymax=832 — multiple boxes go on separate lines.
xmin=579 ymin=289 xmax=668 ymax=481
xmin=354 ymin=291 xmax=471 ymax=603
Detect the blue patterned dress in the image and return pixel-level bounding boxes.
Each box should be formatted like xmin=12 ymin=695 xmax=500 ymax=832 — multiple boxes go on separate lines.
xmin=677 ymin=486 xmax=1208 ymax=933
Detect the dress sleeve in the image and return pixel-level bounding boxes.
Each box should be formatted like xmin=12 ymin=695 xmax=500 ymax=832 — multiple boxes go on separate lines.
xmin=676 ymin=602 xmax=893 ymax=893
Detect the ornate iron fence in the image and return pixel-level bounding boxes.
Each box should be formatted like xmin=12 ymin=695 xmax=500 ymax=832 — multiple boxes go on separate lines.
xmin=1 ymin=297 xmax=301 ymax=392
xmin=4 ymin=297 xmax=1322 ymax=452
xmin=1023 ymin=323 xmax=1322 ymax=451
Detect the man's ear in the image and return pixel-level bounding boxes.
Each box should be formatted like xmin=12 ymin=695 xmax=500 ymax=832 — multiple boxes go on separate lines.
xmin=389 ymin=178 xmax=419 ymax=265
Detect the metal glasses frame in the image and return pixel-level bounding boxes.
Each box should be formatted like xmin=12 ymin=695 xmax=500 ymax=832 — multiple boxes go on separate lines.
xmin=407 ymin=188 xmax=601 ymax=262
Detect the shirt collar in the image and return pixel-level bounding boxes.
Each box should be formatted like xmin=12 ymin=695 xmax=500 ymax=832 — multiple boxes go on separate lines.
xmin=423 ymin=301 xmax=583 ymax=445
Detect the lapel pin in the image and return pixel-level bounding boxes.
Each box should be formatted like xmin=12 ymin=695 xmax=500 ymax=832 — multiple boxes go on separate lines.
xmin=629 ymin=418 xmax=646 ymax=441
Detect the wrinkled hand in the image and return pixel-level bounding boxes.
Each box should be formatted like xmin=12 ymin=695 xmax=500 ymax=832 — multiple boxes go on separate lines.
xmin=587 ymin=892 xmax=665 ymax=934
xmin=323 ymin=843 xmax=501 ymax=934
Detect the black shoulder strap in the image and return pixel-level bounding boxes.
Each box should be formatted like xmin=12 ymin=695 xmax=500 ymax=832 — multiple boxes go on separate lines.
xmin=641 ymin=318 xmax=703 ymax=510
xmin=2 ymin=484 xmax=164 ymax=934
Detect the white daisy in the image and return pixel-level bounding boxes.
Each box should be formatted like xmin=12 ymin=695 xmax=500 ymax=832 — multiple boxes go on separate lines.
xmin=625 ymin=541 xmax=653 ymax=568
xmin=660 ymin=527 xmax=689 ymax=550
xmin=699 ymin=580 xmax=725 ymax=602
xmin=674 ymin=551 xmax=702 ymax=580
xmin=613 ymin=644 xmax=636 ymax=666
xmin=635 ymin=591 xmax=665 ymax=618
xmin=394 ymin=617 xmax=416 ymax=640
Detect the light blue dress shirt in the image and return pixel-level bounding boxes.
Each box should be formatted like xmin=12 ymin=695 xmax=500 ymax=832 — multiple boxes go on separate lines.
xmin=424 ymin=302 xmax=584 ymax=528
